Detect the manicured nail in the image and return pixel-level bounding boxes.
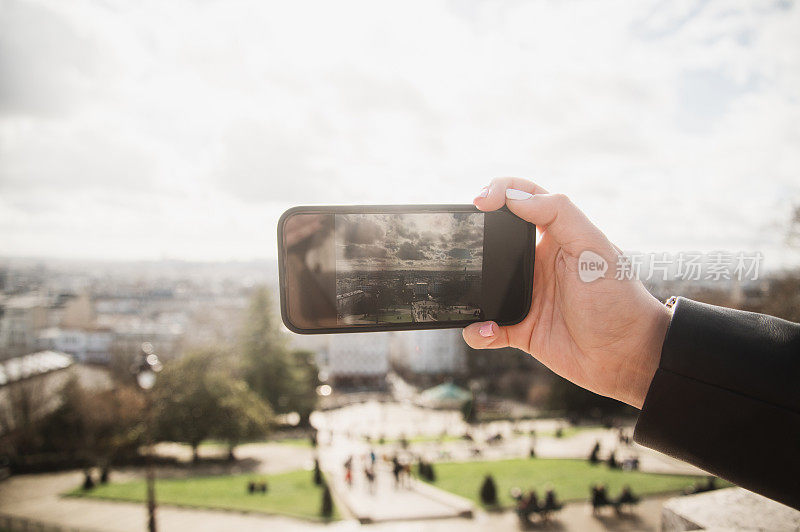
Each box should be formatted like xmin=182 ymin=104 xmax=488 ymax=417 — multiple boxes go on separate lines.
xmin=479 ymin=323 xmax=495 ymax=337
xmin=477 ymin=186 xmax=489 ymax=198
xmin=506 ymin=189 xmax=533 ymax=200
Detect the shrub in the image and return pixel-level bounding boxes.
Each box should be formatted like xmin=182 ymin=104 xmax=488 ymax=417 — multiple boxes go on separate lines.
xmin=320 ymin=484 xmax=333 ymax=518
xmin=479 ymin=474 xmax=498 ymax=506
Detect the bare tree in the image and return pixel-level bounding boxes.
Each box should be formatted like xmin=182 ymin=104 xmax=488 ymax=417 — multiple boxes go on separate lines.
xmin=0 ymin=379 xmax=51 ymax=460
xmin=787 ymin=203 xmax=800 ymax=249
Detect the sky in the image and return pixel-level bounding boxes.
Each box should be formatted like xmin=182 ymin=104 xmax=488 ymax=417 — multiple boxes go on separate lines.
xmin=1 ymin=0 xmax=799 ymax=267
xmin=335 ymin=213 xmax=483 ymax=271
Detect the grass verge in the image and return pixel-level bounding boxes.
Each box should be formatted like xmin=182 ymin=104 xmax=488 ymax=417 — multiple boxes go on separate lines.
xmin=66 ymin=469 xmax=337 ymax=521
xmin=423 ymin=458 xmax=727 ymax=508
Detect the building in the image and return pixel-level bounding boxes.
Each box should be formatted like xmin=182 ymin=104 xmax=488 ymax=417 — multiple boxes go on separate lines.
xmin=100 ymin=316 xmax=184 ymax=361
xmin=430 ymin=280 xmax=444 ymax=296
xmin=392 ymin=329 xmax=467 ymax=381
xmin=37 ymin=327 xmax=114 ymax=364
xmin=413 ymin=282 xmax=429 ymax=298
xmin=0 ymin=350 xmax=73 ymax=387
xmin=0 ymin=294 xmax=48 ymax=361
xmin=0 ymin=351 xmax=114 ymax=441
xmin=316 ymin=332 xmax=391 ymax=390
xmin=337 ymin=290 xmax=364 ymax=316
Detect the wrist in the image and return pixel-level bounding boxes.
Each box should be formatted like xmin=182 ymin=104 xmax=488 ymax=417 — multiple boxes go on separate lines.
xmin=620 ymin=296 xmax=672 ymax=409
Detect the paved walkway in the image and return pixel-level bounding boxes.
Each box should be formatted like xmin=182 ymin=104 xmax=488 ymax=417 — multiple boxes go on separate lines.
xmin=325 ymin=460 xmax=472 ymax=523
xmin=0 ymin=470 xmax=669 ymax=531
xmin=311 ymin=402 xmax=705 ymax=477
xmin=151 ymin=441 xmax=314 ymax=476
xmin=0 ymin=471 xmax=331 ymax=532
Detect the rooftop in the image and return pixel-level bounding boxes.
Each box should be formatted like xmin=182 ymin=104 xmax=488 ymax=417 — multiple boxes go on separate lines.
xmin=0 ymin=350 xmax=73 ymax=387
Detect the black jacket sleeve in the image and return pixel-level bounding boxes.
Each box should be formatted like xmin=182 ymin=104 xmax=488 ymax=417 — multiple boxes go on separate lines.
xmin=633 ymin=297 xmax=800 ymax=509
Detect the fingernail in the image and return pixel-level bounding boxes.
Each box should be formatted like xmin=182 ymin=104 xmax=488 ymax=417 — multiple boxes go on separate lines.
xmin=506 ymin=189 xmax=533 ymax=200
xmin=477 ymin=186 xmax=489 ymax=198
xmin=479 ymin=323 xmax=495 ymax=337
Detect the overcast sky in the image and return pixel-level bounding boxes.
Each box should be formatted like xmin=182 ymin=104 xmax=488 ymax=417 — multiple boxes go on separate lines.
xmin=336 ymin=213 xmax=483 ymax=271
xmin=1 ymin=0 xmax=799 ymax=267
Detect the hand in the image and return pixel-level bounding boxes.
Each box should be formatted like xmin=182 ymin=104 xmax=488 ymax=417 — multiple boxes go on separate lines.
xmin=463 ymin=178 xmax=671 ymax=409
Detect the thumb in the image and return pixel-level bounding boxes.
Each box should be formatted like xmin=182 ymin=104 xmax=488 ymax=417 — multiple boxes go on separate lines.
xmin=462 ymin=321 xmax=511 ymax=350
xmin=504 ymin=190 xmax=604 ymax=247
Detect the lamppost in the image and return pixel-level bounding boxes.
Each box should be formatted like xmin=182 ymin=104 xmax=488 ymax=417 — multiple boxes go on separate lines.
xmin=132 ymin=342 xmax=162 ymax=532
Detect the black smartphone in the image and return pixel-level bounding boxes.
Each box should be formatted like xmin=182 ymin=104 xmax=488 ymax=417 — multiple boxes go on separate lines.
xmin=277 ymin=204 xmax=534 ymax=334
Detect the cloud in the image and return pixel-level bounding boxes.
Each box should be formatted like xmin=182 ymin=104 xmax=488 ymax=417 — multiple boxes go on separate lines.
xmin=396 ymin=242 xmax=429 ymax=261
xmin=450 ymin=225 xmax=483 ymax=248
xmin=340 ymin=217 xmax=385 ymax=245
xmin=336 ymin=212 xmax=485 ymax=270
xmin=447 ymin=248 xmax=472 ymax=260
xmin=343 ymin=243 xmax=388 ymax=260
xmin=0 ymin=1 xmax=106 ymax=116
xmin=0 ymin=0 xmax=799 ymax=267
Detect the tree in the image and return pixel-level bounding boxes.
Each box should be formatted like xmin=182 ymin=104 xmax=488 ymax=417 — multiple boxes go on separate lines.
xmin=79 ymin=385 xmax=145 ymax=472
xmin=153 ymin=348 xmax=271 ymax=462
xmin=30 ymin=377 xmax=144 ymax=473
xmin=376 ymin=285 xmax=397 ymax=313
xmin=747 ymin=273 xmax=800 ymax=323
xmin=786 ymin=202 xmax=800 ymax=249
xmin=239 ymin=287 xmax=318 ymax=423
xmin=0 ymin=378 xmax=51 ymax=466
xmin=212 ymin=379 xmax=273 ymax=460
xmin=546 ymin=375 xmax=635 ymax=420
xmin=461 ymin=397 xmax=476 ymax=423
xmin=152 ymin=350 xmax=222 ymax=461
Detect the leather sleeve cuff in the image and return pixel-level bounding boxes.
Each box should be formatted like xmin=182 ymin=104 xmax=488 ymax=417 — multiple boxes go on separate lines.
xmin=633 ymin=297 xmax=800 ymax=509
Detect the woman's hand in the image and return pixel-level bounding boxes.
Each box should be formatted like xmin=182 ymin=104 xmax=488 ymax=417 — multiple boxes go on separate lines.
xmin=463 ymin=177 xmax=671 ymax=409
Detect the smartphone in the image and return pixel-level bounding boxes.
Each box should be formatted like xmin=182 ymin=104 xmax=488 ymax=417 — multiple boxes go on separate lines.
xmin=277 ymin=204 xmax=534 ymax=334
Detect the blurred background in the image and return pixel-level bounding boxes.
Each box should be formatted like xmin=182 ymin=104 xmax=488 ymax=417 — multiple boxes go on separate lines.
xmin=1 ymin=1 xmax=799 ymax=531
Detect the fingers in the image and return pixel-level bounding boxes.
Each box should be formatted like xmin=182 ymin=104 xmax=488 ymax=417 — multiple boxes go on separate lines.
xmin=474 ymin=177 xmax=603 ymax=248
xmin=474 ymin=177 xmax=548 ymax=212
xmin=462 ymin=321 xmax=511 ymax=350
xmin=505 ymin=191 xmax=601 ymax=246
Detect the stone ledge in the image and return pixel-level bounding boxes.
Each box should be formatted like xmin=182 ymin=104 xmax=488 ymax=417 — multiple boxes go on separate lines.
xmin=662 ymin=487 xmax=800 ymax=531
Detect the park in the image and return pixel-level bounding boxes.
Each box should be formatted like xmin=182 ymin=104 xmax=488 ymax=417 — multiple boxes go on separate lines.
xmin=27 ymin=400 xmax=727 ymax=530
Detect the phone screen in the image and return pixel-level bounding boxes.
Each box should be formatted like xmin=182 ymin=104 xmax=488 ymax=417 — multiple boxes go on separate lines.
xmin=335 ymin=212 xmax=484 ymax=325
xmin=279 ymin=205 xmax=533 ymax=334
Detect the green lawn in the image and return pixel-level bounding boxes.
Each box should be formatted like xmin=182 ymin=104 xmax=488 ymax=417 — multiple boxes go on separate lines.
xmin=424 ymin=458 xmax=721 ymax=507
xmin=377 ymin=309 xmax=413 ymax=322
xmin=375 ymin=434 xmax=463 ymax=445
xmin=196 ymin=437 xmax=313 ymax=449
xmin=537 ymin=425 xmax=603 ymax=439
xmin=66 ymin=469 xmax=337 ymax=521
xmin=268 ymin=437 xmax=314 ymax=448
xmin=437 ymin=311 xmax=479 ymax=321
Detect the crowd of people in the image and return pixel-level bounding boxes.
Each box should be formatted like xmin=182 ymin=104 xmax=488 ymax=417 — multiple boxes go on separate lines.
xmin=588 ymin=439 xmax=640 ymax=471
xmin=590 ymin=484 xmax=640 ymax=515
xmin=342 ymin=450 xmax=416 ymax=493
xmin=330 ymin=424 xmax=720 ymax=525
xmin=512 ymin=487 xmax=564 ymax=524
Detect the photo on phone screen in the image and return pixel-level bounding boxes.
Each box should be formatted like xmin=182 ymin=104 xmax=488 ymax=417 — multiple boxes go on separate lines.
xmin=335 ymin=213 xmax=484 ymax=325
xmin=278 ymin=205 xmax=534 ymax=334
